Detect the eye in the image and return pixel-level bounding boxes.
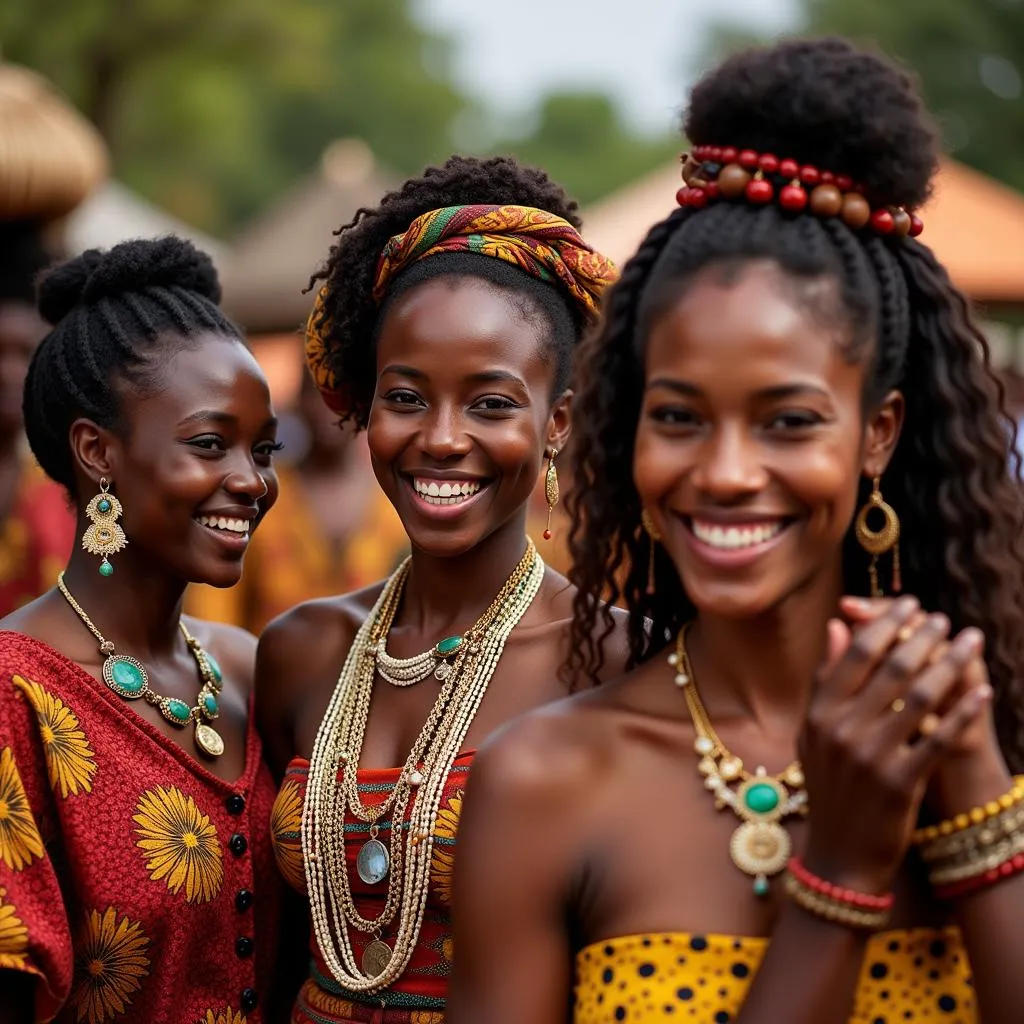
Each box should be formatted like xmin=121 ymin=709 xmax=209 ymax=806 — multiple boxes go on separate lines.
xmin=649 ymin=405 xmax=701 ymax=427
xmin=383 ymin=388 xmax=425 ymax=407
xmin=254 ymin=441 xmax=284 ymax=461
xmin=472 ymin=395 xmax=519 ymax=412
xmin=186 ymin=434 xmax=226 ymax=453
xmin=766 ymin=411 xmax=824 ymax=431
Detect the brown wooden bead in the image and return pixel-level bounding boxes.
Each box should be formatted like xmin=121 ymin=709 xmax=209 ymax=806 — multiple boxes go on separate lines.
xmin=840 ymin=193 xmax=871 ymax=230
xmin=809 ymin=184 xmax=843 ymax=217
xmin=891 ymin=208 xmax=912 ymax=236
xmin=717 ymin=163 xmax=752 ymax=199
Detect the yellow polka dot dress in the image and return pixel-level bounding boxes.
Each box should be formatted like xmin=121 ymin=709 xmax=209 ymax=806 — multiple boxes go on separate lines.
xmin=574 ymin=928 xmax=974 ymax=1023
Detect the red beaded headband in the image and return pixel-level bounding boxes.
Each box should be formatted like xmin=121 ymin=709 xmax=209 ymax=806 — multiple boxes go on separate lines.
xmin=676 ymin=145 xmax=924 ymax=238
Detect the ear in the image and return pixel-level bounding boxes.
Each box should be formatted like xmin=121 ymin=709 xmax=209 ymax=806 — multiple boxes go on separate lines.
xmin=69 ymin=418 xmax=124 ymax=490
xmin=546 ymin=388 xmax=573 ymax=455
xmin=861 ymin=389 xmax=905 ymax=478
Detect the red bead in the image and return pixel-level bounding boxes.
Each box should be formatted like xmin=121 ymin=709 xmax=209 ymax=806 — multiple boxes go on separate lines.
xmin=689 ymin=187 xmax=708 ymax=209
xmin=746 ymin=178 xmax=774 ymax=203
xmin=703 ymin=182 xmax=720 ymax=200
xmin=758 ymin=153 xmax=779 ymax=173
xmin=1013 ymin=854 xmax=1024 ymax=868
xmin=676 ymin=187 xmax=689 ymax=207
xmin=909 ymin=214 xmax=924 ymax=237
xmin=543 ymin=529 xmax=552 ymax=540
xmin=779 ymin=183 xmax=808 ymax=211
xmin=870 ymin=209 xmax=895 ymax=234
xmin=835 ymin=174 xmax=853 ymax=191
xmin=779 ymin=158 xmax=799 ymax=178
xmin=709 ymin=146 xmax=723 ymax=161
xmin=820 ymin=170 xmax=835 ymax=184
xmin=739 ymin=149 xmax=759 ymax=168
xmin=721 ymin=146 xmax=738 ymax=164
xmin=800 ymin=165 xmax=821 ymax=185
xmin=1001 ymin=860 xmax=1015 ymax=876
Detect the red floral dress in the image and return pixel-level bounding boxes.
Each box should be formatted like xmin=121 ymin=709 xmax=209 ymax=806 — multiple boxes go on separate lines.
xmin=271 ymin=752 xmax=474 ymax=1024
xmin=0 ymin=631 xmax=283 ymax=1023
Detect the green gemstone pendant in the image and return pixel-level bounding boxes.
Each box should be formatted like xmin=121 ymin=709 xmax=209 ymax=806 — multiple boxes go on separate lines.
xmin=201 ymin=691 xmax=219 ymax=719
xmin=205 ymin=653 xmax=223 ymax=688
xmin=99 ymin=558 xmax=114 ymax=577
xmin=743 ymin=782 xmax=781 ymax=815
xmin=159 ymin=697 xmax=192 ymax=726
xmin=103 ymin=656 xmax=147 ymax=698
xmin=434 ymin=635 xmax=464 ymax=657
xmin=97 ymin=498 xmax=112 ymax=514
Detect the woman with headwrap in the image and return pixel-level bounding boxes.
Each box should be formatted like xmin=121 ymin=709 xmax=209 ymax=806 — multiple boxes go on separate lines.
xmin=256 ymin=156 xmax=625 ymax=1023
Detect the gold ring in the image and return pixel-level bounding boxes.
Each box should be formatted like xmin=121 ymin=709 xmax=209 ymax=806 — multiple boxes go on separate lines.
xmin=890 ymin=698 xmax=906 ymax=714
xmin=896 ymin=625 xmax=914 ymax=643
xmin=918 ymin=713 xmax=940 ymax=737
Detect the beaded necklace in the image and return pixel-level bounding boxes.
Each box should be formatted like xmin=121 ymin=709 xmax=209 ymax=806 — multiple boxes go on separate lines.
xmin=302 ymin=540 xmax=544 ymax=992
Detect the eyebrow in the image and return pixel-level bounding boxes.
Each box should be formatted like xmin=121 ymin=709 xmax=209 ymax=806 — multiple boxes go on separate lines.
xmin=178 ymin=410 xmax=279 ymax=430
xmin=646 ymin=379 xmax=831 ymax=400
xmin=380 ymin=365 xmax=528 ymax=389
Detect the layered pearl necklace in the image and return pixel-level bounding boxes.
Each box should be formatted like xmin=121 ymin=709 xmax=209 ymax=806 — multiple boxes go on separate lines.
xmin=302 ymin=540 xmax=544 ymax=993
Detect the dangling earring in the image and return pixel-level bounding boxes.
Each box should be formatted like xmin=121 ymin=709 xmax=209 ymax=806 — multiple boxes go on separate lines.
xmin=855 ymin=476 xmax=901 ymax=598
xmin=83 ymin=477 xmax=127 ymax=577
xmin=543 ymin=448 xmax=559 ymax=540
xmin=641 ymin=509 xmax=661 ymax=595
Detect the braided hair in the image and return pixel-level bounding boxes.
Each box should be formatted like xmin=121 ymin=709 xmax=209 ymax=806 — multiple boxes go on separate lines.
xmin=308 ymin=155 xmax=584 ymax=429
xmin=566 ymin=38 xmax=1024 ymax=772
xmin=24 ymin=236 xmax=240 ymax=496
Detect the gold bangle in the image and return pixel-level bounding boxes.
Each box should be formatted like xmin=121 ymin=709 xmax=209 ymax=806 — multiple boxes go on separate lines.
xmin=911 ymin=779 xmax=1024 ymax=846
xmin=784 ymin=873 xmax=891 ymax=931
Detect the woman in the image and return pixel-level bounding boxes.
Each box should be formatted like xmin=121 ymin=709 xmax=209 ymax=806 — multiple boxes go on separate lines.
xmin=256 ymin=155 xmax=622 ymax=1023
xmin=450 ymin=39 xmax=1024 ymax=1024
xmin=0 ymin=237 xmax=285 ymax=1023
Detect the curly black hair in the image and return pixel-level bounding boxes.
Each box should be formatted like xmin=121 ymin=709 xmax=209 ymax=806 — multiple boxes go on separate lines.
xmin=566 ymin=37 xmax=1024 ymax=773
xmin=24 ymin=236 xmax=240 ymax=496
xmin=308 ymin=155 xmax=585 ymax=429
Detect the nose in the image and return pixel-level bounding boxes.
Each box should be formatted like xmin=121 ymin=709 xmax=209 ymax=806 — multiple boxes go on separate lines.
xmin=223 ymin=454 xmax=270 ymax=501
xmin=691 ymin=423 xmax=768 ymax=500
xmin=419 ymin=403 xmax=472 ymax=461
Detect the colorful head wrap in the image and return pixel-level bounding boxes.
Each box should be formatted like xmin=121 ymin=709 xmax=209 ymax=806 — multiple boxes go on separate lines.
xmin=305 ymin=203 xmax=617 ymax=415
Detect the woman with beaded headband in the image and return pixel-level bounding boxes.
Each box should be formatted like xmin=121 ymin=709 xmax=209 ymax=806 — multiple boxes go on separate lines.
xmin=0 ymin=237 xmax=288 ymax=1023
xmin=256 ymin=155 xmax=624 ymax=1023
xmin=449 ymin=38 xmax=1024 ymax=1024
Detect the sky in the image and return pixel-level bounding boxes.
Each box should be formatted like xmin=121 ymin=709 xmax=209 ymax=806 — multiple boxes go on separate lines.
xmin=417 ymin=0 xmax=799 ymax=137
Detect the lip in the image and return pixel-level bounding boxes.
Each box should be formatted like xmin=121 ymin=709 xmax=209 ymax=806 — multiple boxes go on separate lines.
xmin=402 ymin=476 xmax=491 ymax=521
xmin=675 ymin=513 xmax=795 ymax=569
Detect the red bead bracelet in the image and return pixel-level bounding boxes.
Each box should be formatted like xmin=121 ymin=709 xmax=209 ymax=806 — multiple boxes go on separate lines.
xmin=934 ymin=851 xmax=1024 ymax=901
xmin=788 ymin=856 xmax=896 ymax=912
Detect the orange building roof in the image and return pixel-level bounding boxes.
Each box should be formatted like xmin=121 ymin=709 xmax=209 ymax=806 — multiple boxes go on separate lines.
xmin=583 ymin=157 xmax=1024 ymax=304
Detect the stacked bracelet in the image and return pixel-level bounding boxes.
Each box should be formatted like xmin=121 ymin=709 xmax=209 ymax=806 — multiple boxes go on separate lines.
xmin=785 ymin=857 xmax=893 ymax=931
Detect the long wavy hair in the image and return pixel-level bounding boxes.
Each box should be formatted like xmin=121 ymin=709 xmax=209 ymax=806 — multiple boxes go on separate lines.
xmin=566 ymin=38 xmax=1024 ymax=773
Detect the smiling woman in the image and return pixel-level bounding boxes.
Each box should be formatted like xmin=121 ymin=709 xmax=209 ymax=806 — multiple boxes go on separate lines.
xmin=0 ymin=237 xmax=288 ymax=1023
xmin=255 ymin=156 xmax=623 ymax=1024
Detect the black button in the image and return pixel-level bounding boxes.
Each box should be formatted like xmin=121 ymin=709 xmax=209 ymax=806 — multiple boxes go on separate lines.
xmin=235 ymin=889 xmax=253 ymax=912
xmin=226 ymin=794 xmax=246 ymax=815
xmin=241 ymin=988 xmax=258 ymax=1012
xmin=229 ymin=833 xmax=248 ymax=856
xmin=235 ymin=936 xmax=254 ymax=958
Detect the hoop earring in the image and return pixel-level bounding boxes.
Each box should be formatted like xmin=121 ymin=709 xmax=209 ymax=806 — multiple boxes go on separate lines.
xmin=641 ymin=509 xmax=661 ymax=595
xmin=855 ymin=476 xmax=901 ymax=598
xmin=543 ymin=448 xmax=559 ymax=540
xmin=83 ymin=477 xmax=127 ymax=577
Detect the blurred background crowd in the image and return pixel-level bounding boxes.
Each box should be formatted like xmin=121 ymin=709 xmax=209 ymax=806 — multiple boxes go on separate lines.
xmin=2 ymin=0 xmax=1023 ymax=630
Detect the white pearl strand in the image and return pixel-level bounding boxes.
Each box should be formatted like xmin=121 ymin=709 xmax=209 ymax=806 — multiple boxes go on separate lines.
xmin=302 ymin=542 xmax=544 ymax=994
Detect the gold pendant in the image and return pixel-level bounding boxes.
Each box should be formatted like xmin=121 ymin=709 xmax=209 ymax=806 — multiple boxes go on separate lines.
xmin=729 ymin=820 xmax=791 ymax=897
xmin=194 ymin=722 xmax=225 ymax=758
xmin=362 ymin=938 xmax=392 ymax=978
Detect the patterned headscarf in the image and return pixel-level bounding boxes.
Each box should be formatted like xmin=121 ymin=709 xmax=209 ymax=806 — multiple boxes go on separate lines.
xmin=305 ymin=203 xmax=617 ymax=414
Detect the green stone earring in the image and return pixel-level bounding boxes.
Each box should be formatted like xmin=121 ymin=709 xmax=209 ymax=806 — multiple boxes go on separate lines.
xmin=82 ymin=477 xmax=127 ymax=576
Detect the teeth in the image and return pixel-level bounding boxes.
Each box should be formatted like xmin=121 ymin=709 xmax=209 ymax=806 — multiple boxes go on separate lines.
xmin=413 ymin=478 xmax=482 ymax=505
xmin=692 ymin=520 xmax=783 ymax=550
xmin=196 ymin=515 xmax=250 ymax=535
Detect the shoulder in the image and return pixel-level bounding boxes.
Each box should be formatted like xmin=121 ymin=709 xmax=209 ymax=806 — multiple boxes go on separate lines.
xmin=181 ymin=618 xmax=259 ymax=696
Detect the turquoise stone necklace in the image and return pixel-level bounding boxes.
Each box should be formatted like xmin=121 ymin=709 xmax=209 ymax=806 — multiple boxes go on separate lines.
xmin=672 ymin=625 xmax=808 ymax=897
xmin=57 ymin=572 xmax=226 ymax=758
xmin=373 ymin=632 xmax=467 ymax=685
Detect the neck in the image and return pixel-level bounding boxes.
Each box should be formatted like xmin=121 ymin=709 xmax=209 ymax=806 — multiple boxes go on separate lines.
xmin=687 ymin=565 xmax=843 ymax=734
xmin=59 ymin=542 xmax=188 ymax=659
xmin=398 ymin=511 xmax=531 ymax=637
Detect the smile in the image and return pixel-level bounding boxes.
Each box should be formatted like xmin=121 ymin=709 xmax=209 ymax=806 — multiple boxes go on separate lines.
xmin=412 ymin=478 xmax=483 ymax=506
xmin=689 ymin=518 xmax=786 ymax=551
xmin=194 ymin=515 xmax=251 ymax=537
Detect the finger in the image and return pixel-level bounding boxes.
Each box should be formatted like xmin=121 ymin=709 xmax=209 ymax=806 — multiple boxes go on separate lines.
xmin=821 ymin=618 xmax=851 ymax=676
xmin=900 ymin=681 xmax=993 ymax=778
xmin=839 ymin=596 xmax=893 ymax=622
xmin=856 ymin=612 xmax=952 ymax=719
xmin=875 ymin=626 xmax=982 ymax=747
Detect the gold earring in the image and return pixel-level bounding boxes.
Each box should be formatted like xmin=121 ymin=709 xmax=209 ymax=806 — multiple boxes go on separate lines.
xmin=855 ymin=476 xmax=900 ymax=598
xmin=543 ymin=448 xmax=559 ymax=540
xmin=641 ymin=509 xmax=661 ymax=595
xmin=83 ymin=477 xmax=127 ymax=577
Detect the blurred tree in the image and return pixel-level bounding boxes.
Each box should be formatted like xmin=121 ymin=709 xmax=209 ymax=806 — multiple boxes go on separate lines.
xmin=698 ymin=0 xmax=1024 ymax=192
xmin=496 ymin=91 xmax=680 ymax=206
xmin=0 ymin=0 xmax=466 ymax=233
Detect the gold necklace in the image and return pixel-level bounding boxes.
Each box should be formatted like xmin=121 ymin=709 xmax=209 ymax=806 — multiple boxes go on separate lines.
xmin=303 ymin=540 xmax=544 ymax=993
xmin=672 ymin=625 xmax=807 ymax=897
xmin=57 ymin=572 xmax=225 ymax=758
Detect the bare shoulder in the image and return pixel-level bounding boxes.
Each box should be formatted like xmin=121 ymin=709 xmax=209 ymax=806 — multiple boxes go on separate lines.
xmin=182 ymin=618 xmax=258 ymax=694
